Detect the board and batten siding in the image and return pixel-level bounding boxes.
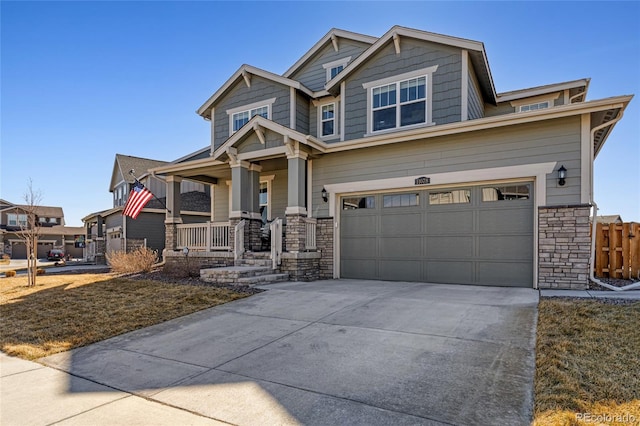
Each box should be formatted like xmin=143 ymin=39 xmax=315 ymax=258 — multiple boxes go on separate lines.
xmin=296 ymin=92 xmax=310 ymax=134
xmin=290 ymin=40 xmax=371 ymax=92
xmin=467 ymin=65 xmax=484 ymax=120
xmin=213 ymin=76 xmax=290 ymax=150
xmin=343 ymin=39 xmax=462 ymax=141
xmin=311 ymin=116 xmax=582 ymax=217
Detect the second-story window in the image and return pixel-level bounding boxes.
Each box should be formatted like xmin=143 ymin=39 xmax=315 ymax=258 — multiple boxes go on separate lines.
xmin=232 ymin=106 xmax=268 ymax=132
xmin=226 ymin=98 xmax=276 ymax=136
xmin=321 ymin=103 xmax=335 ymax=137
xmin=363 ymin=65 xmax=438 ymax=135
xmin=372 ymin=77 xmax=426 ymax=131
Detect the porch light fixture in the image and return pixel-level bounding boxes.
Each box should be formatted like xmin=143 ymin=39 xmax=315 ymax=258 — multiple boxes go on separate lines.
xmin=557 ymin=165 xmax=567 ymax=186
xmin=321 ymin=187 xmax=328 ymax=202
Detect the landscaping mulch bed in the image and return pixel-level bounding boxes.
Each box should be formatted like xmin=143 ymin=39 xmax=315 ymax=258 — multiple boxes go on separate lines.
xmin=127 ymin=270 xmax=264 ymax=295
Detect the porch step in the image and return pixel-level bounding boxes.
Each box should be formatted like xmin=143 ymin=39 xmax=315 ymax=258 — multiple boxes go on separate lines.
xmin=234 ymin=258 xmax=272 ymax=267
xmin=200 ymin=265 xmax=289 ymax=286
xmin=237 ymin=273 xmax=289 ymax=286
xmin=200 ymin=266 xmax=270 ymax=284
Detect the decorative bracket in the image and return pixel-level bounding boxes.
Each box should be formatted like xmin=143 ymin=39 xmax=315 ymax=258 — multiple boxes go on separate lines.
xmin=242 ymin=70 xmax=251 ymax=88
xmin=393 ymin=33 xmax=401 ymax=55
xmin=253 ymin=122 xmax=266 ymax=144
xmin=331 ymin=34 xmax=339 ymax=52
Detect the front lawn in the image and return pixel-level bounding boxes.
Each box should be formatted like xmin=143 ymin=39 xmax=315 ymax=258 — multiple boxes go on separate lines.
xmin=534 ymin=298 xmax=640 ymax=425
xmin=0 ymin=273 xmax=251 ymax=360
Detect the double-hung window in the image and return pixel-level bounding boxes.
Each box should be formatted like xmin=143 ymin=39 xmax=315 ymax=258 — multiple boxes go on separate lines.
xmin=226 ymin=98 xmax=276 ymax=136
xmin=320 ymin=103 xmax=335 ymax=137
xmin=363 ymin=65 xmax=437 ymax=134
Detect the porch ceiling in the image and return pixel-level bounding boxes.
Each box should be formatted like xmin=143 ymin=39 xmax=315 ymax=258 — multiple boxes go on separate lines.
xmin=151 ymin=158 xmax=231 ymax=184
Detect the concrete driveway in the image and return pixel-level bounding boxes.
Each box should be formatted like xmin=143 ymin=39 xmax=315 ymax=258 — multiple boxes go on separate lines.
xmin=40 ymin=280 xmax=538 ymax=425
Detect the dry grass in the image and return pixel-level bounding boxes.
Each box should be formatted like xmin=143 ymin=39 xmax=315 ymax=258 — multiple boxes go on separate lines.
xmin=534 ymin=298 xmax=640 ymax=425
xmin=0 ymin=273 xmax=249 ymax=360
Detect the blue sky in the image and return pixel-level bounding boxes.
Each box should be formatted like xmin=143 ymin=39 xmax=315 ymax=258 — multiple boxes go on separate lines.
xmin=1 ymin=1 xmax=639 ymax=226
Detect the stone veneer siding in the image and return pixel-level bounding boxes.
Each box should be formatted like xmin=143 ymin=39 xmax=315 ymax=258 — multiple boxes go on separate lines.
xmin=163 ymin=250 xmax=234 ymax=276
xmin=538 ymin=205 xmax=592 ymax=289
xmin=316 ymin=217 xmax=334 ymax=279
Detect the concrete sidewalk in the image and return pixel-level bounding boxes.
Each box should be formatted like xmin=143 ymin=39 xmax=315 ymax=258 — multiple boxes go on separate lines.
xmin=0 ymin=353 xmax=224 ymax=425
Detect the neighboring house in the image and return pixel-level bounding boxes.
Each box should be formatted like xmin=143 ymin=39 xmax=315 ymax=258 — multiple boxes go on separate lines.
xmin=595 ymin=215 xmax=623 ymax=224
xmin=83 ymin=152 xmax=212 ymax=262
xmin=152 ymin=25 xmax=632 ymax=289
xmin=0 ymin=201 xmax=85 ymax=259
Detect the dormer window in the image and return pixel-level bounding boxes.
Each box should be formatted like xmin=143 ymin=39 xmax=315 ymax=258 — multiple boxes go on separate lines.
xmin=323 ymin=56 xmax=351 ymax=82
xmin=511 ymin=93 xmax=559 ymax=113
xmin=519 ymin=101 xmax=549 ymax=112
xmin=226 ymin=98 xmax=276 ymax=135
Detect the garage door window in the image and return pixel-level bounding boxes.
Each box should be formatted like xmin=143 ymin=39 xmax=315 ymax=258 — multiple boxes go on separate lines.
xmin=383 ymin=193 xmax=419 ymax=207
xmin=429 ymin=190 xmax=470 ymax=205
xmin=343 ymin=196 xmax=375 ymax=210
xmin=482 ymin=184 xmax=530 ymax=202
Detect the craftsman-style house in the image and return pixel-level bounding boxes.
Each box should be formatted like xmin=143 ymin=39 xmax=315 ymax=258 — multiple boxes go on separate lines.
xmin=152 ymin=25 xmax=632 ymax=289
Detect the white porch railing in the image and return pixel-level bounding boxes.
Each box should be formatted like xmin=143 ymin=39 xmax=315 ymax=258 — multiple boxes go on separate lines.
xmin=177 ymin=222 xmax=230 ymax=251
xmin=270 ymin=218 xmax=283 ymax=269
xmin=234 ymin=220 xmax=246 ymax=260
xmin=304 ymin=218 xmax=317 ymax=250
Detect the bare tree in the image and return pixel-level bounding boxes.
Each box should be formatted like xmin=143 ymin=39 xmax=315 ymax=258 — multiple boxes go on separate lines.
xmin=16 ymin=179 xmax=43 ymax=287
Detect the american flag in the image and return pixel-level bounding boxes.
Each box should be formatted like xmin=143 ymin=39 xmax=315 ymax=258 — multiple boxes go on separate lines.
xmin=123 ymin=181 xmax=153 ymax=219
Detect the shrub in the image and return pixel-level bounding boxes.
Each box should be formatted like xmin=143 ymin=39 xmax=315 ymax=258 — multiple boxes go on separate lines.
xmin=5 ymin=270 xmax=16 ymax=277
xmin=0 ymin=254 xmax=10 ymax=265
xmin=36 ymin=269 xmax=45 ymax=275
xmin=106 ymin=247 xmax=158 ymax=274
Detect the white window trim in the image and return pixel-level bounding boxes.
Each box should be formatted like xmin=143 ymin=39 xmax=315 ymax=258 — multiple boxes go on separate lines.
xmin=363 ymin=65 xmax=438 ymax=136
xmin=511 ymin=93 xmax=560 ymax=112
xmin=322 ymin=56 xmax=351 ymax=82
xmin=318 ymin=101 xmax=337 ymax=139
xmin=226 ymin=97 xmax=277 ymax=136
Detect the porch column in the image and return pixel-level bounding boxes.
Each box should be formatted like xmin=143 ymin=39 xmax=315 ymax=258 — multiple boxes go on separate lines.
xmin=285 ymin=152 xmax=308 ymax=252
xmin=230 ymin=162 xmax=262 ymax=251
xmin=165 ymin=175 xmax=183 ymax=252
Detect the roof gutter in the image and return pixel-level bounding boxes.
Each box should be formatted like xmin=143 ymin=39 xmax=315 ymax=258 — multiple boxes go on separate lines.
xmin=588 ymin=109 xmax=640 ymax=290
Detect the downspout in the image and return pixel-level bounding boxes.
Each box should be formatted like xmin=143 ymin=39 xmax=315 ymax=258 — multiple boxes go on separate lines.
xmin=589 ymin=110 xmax=640 ymax=291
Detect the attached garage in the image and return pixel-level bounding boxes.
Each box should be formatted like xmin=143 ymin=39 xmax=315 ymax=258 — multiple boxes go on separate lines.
xmin=340 ymin=182 xmax=533 ymax=287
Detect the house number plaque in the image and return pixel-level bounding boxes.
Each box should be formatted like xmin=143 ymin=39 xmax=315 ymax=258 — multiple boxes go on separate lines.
xmin=414 ymin=176 xmax=431 ymax=185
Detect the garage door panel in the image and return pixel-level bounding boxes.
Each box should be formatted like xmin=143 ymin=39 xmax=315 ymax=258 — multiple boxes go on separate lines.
xmin=379 ymin=260 xmax=421 ymax=282
xmin=425 ymin=211 xmax=474 ymax=234
xmin=341 ymin=237 xmax=378 ymax=258
xmin=478 ymin=208 xmax=532 ymax=234
xmin=340 ymin=182 xmax=533 ymax=287
xmin=341 ymin=215 xmax=378 ymax=236
xmin=425 ymin=236 xmax=474 ymax=259
xmin=380 ymin=237 xmax=421 ymax=258
xmin=380 ymin=212 xmax=421 ymax=236
xmin=478 ymin=262 xmax=532 ymax=287
xmin=478 ymin=235 xmax=533 ymax=260
xmin=426 ymin=261 xmax=474 ymax=284
xmin=341 ymin=260 xmax=377 ymax=279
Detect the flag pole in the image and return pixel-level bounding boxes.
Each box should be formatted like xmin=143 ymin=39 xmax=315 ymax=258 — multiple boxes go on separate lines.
xmin=128 ymin=169 xmax=172 ymax=213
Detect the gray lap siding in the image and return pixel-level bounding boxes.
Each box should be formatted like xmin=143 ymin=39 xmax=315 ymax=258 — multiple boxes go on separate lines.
xmin=213 ymin=77 xmax=291 ymax=150
xmin=312 ymin=116 xmax=582 ymax=217
xmin=343 ymin=39 xmax=462 ymax=141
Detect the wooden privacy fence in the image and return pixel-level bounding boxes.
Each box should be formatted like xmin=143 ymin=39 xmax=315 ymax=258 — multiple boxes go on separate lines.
xmin=594 ymin=222 xmax=640 ymax=279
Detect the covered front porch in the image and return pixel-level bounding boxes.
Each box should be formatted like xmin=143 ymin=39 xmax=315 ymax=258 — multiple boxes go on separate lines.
xmin=153 ymin=117 xmax=334 ymax=281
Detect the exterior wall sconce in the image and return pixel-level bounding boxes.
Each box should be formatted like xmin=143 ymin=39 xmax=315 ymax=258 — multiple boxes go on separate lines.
xmin=558 ymin=165 xmax=567 ymax=186
xmin=321 ymin=187 xmax=328 ymax=202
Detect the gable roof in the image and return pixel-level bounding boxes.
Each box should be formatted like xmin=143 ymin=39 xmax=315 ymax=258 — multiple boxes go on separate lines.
xmin=109 ymin=154 xmax=168 ymax=191
xmin=324 ymin=25 xmax=497 ymax=104
xmin=2 ymin=204 xmax=64 ymax=217
xmin=212 ymin=115 xmax=325 ymax=161
xmin=282 ymin=28 xmax=378 ymax=79
xmin=497 ymin=78 xmax=590 ymax=103
xmin=197 ymin=65 xmax=314 ymax=119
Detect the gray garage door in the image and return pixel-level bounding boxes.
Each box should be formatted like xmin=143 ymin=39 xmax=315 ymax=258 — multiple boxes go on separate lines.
xmin=340 ymin=182 xmax=533 ymax=287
